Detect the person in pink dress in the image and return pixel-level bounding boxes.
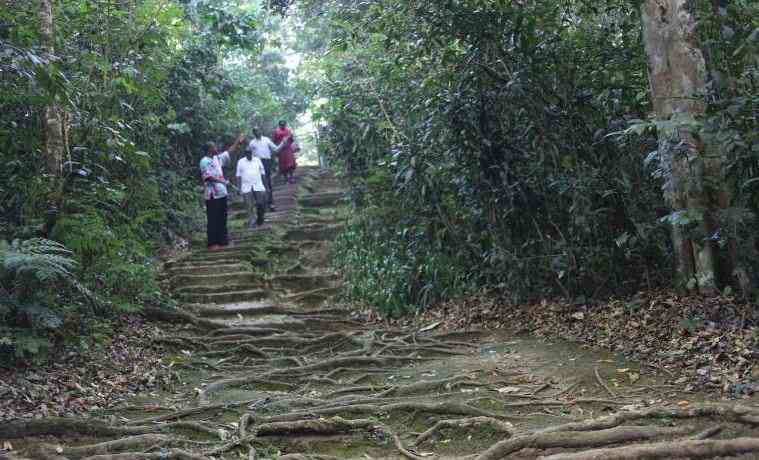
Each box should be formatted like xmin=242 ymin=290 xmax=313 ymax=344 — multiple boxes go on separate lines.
xmin=272 ymin=120 xmax=297 ymax=184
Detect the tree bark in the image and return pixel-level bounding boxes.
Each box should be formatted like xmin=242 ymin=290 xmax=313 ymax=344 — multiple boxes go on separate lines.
xmin=641 ymin=0 xmax=720 ymax=295
xmin=39 ymin=0 xmax=67 ymax=226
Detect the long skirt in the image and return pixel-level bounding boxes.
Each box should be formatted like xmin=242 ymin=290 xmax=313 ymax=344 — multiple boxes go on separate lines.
xmin=206 ymin=196 xmax=228 ymax=247
xmin=278 ymin=148 xmax=297 ymax=174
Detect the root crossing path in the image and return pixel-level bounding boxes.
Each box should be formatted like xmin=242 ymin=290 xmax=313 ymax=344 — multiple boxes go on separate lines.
xmin=3 ymin=167 xmax=759 ymax=459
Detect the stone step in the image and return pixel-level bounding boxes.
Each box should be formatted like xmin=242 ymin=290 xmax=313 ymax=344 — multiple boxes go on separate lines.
xmin=194 ymin=301 xmax=287 ymax=318
xmin=168 ymin=264 xmax=249 ymax=277
xmin=281 ymin=287 xmax=339 ymax=308
xmin=284 ymin=225 xmax=343 ymax=242
xmin=179 ymin=288 xmax=268 ymax=304
xmin=170 ymin=271 xmax=257 ymax=287
xmin=166 ymin=257 xmax=246 ymax=269
xmin=176 ymin=282 xmax=263 ymax=295
xmin=298 ymin=192 xmax=345 ymax=208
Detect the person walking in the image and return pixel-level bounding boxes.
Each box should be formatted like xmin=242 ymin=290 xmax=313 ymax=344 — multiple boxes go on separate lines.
xmin=248 ymin=126 xmax=288 ymax=212
xmin=272 ymin=120 xmax=297 ymax=184
xmin=236 ymin=147 xmax=267 ymax=229
xmin=199 ymin=135 xmax=244 ymax=250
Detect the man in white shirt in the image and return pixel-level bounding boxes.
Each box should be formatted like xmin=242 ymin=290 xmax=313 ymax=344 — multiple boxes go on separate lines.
xmin=236 ymin=147 xmax=267 ymax=228
xmin=248 ymin=127 xmax=287 ymax=212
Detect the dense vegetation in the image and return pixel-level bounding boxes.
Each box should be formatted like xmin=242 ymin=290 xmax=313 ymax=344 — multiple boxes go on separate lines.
xmin=2 ymin=0 xmax=757 ymax=359
xmin=304 ymin=0 xmax=759 ymax=315
xmin=0 ymin=0 xmax=307 ymax=361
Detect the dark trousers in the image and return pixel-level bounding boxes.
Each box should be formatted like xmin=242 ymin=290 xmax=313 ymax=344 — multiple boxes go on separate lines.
xmin=205 ymin=196 xmax=228 ymax=247
xmin=261 ymin=158 xmax=274 ymax=207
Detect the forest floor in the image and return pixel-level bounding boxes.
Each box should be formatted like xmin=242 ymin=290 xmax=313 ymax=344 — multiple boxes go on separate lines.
xmin=2 ymin=166 xmax=759 ymax=460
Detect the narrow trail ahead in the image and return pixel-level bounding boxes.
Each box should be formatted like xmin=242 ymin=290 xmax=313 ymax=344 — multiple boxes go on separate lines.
xmin=3 ymin=167 xmax=759 ymax=459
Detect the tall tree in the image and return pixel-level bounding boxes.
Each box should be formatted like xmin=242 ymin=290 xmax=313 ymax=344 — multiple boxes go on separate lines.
xmin=641 ymin=0 xmax=721 ymax=295
xmin=39 ymin=0 xmax=67 ymax=225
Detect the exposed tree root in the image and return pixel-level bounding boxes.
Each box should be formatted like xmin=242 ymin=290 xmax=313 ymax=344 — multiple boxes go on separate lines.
xmin=209 ymin=328 xmax=287 ymax=338
xmin=0 ymin=418 xmax=151 ymax=439
xmin=259 ymin=401 xmax=509 ymax=423
xmin=198 ymin=356 xmax=414 ymax=403
xmin=54 ymin=435 xmax=171 ymax=458
xmin=256 ymin=416 xmax=375 ymax=436
xmin=541 ymin=437 xmax=759 ymax=460
xmin=126 ymin=399 xmax=259 ymax=426
xmin=476 ymin=425 xmax=691 ymax=460
xmin=536 ymin=403 xmax=759 ymax=434
xmin=199 ymin=344 xmax=269 ymax=359
xmin=143 ymin=307 xmax=223 ymax=331
xmin=414 ymin=417 xmax=515 ymax=446
xmin=80 ymin=449 xmax=209 ymax=460
xmin=476 ymin=403 xmax=759 ymax=460
xmin=376 ymin=375 xmax=476 ymax=397
xmin=278 ymin=455 xmax=340 ymax=460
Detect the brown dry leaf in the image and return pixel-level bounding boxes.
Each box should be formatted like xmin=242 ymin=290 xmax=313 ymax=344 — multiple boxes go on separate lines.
xmin=677 ymin=400 xmax=690 ymax=407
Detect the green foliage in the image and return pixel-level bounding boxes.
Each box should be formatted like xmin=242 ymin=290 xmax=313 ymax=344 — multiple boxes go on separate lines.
xmin=0 ymin=239 xmax=82 ymax=360
xmin=0 ymin=0 xmax=305 ymax=363
xmin=315 ymin=0 xmax=674 ymax=310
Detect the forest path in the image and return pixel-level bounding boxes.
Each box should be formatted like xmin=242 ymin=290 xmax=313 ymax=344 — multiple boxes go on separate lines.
xmin=3 ymin=166 xmax=759 ymax=459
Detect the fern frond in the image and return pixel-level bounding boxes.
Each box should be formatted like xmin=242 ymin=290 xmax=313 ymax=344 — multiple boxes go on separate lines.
xmin=0 ymin=238 xmax=77 ymax=282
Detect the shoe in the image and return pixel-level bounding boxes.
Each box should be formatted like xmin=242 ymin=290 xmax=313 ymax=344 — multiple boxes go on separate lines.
xmin=248 ymin=222 xmax=258 ymax=229
xmin=208 ymin=244 xmax=221 ymax=251
xmin=269 ymin=206 xmax=276 ymax=212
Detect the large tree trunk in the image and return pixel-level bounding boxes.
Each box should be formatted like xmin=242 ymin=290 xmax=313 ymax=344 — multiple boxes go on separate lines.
xmin=39 ymin=0 xmax=67 ymax=228
xmin=641 ymin=0 xmax=720 ymax=295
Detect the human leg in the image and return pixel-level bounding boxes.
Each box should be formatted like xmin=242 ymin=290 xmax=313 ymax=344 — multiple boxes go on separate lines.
xmin=207 ymin=198 xmax=225 ymax=248
xmin=218 ymin=196 xmax=229 ymax=246
xmin=243 ymin=192 xmax=256 ymax=228
xmin=254 ymin=191 xmax=266 ymax=225
xmin=262 ymin=158 xmax=274 ymax=209
xmin=206 ymin=199 xmax=215 ymax=248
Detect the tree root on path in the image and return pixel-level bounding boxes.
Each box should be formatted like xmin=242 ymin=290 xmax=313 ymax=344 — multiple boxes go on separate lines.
xmin=79 ymin=449 xmax=209 ymax=460
xmin=278 ymin=456 xmax=340 ymax=460
xmin=475 ymin=425 xmax=691 ymax=460
xmin=258 ymin=401 xmax=510 ymax=423
xmin=198 ymin=356 xmax=415 ymax=403
xmin=143 ymin=307 xmax=223 ymax=331
xmin=540 ymin=437 xmax=759 ymax=460
xmin=413 ymin=417 xmax=515 ymax=446
xmin=0 ymin=418 xmax=152 ymax=439
xmin=256 ymin=416 xmax=375 ymax=436
xmin=475 ymin=403 xmax=759 ymax=460
xmin=48 ymin=435 xmax=172 ymax=459
xmin=126 ymin=399 xmax=259 ymax=426
xmin=199 ymin=344 xmax=269 ymax=359
xmin=376 ymin=375 xmax=477 ymax=397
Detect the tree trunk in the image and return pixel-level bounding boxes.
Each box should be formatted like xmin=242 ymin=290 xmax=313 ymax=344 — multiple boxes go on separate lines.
xmin=641 ymin=0 xmax=720 ymax=295
xmin=39 ymin=0 xmax=67 ymax=228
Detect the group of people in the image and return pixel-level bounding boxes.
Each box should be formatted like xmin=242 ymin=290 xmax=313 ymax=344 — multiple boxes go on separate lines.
xmin=199 ymin=120 xmax=298 ymax=250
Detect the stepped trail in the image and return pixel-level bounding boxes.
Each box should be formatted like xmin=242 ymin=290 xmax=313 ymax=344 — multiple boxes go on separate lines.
xmin=2 ymin=166 xmax=759 ymax=459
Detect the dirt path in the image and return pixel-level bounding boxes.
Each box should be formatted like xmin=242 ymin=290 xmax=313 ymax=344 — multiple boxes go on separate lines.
xmin=3 ymin=167 xmax=759 ymax=459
